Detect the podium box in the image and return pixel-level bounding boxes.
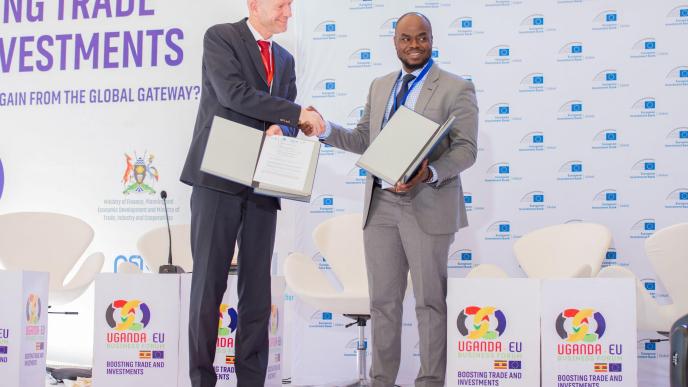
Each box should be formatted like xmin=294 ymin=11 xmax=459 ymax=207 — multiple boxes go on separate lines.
xmin=177 ymin=274 xmax=285 ymax=387
xmin=92 ymin=274 xmax=181 ymax=387
xmin=0 ymin=270 xmax=49 ymax=387
xmin=91 ymin=273 xmax=284 ymax=387
xmin=541 ymin=278 xmax=637 ymax=387
xmin=446 ymin=278 xmax=541 ymax=386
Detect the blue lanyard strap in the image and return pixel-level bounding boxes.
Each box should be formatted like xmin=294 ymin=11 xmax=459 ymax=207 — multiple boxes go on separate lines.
xmin=392 ymin=58 xmax=434 ymax=112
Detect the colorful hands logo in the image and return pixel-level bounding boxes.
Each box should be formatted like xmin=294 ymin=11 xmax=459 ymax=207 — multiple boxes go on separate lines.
xmin=218 ymin=304 xmax=238 ymax=337
xmin=105 ymin=300 xmax=151 ymax=331
xmin=0 ymin=158 xmax=4 ymax=200
xmin=556 ymin=308 xmax=606 ymax=342
xmin=25 ymin=294 xmax=42 ymax=324
xmin=269 ymin=304 xmax=279 ymax=335
xmin=457 ymin=306 xmax=507 ymax=340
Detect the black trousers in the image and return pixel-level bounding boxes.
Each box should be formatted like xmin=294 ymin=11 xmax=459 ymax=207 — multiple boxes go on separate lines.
xmin=188 ymin=185 xmax=276 ymax=387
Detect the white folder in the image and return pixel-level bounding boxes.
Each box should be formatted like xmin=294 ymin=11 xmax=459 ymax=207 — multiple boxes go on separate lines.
xmin=200 ymin=116 xmax=320 ymax=202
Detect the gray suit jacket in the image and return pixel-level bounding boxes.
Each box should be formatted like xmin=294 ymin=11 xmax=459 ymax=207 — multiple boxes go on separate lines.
xmin=180 ymin=18 xmax=301 ymax=210
xmin=323 ymin=63 xmax=478 ymax=235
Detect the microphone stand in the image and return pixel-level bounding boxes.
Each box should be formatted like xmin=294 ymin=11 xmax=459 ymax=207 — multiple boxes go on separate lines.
xmin=158 ymin=190 xmax=185 ymax=274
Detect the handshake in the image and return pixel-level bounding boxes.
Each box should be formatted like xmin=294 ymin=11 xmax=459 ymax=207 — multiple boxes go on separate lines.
xmin=298 ymin=106 xmax=325 ymax=137
xmin=265 ymin=106 xmax=325 ymax=137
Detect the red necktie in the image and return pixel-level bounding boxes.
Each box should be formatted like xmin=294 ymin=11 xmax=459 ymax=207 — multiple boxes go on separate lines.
xmin=257 ymin=40 xmax=273 ymax=87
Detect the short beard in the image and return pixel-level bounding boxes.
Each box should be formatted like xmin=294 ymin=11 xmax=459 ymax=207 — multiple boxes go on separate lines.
xmin=399 ymin=55 xmax=431 ymax=71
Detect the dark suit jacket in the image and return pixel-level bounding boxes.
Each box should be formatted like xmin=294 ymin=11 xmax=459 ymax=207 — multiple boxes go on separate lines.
xmin=180 ymin=18 xmax=301 ymax=209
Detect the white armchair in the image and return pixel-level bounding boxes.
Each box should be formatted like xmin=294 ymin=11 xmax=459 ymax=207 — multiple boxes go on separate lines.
xmin=284 ymin=213 xmax=370 ymax=386
xmin=0 ymin=212 xmax=104 ymax=305
xmin=513 ymin=223 xmax=611 ymax=278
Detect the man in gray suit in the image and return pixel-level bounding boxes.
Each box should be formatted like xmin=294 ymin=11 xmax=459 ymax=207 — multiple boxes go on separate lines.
xmin=307 ymin=13 xmax=478 ymax=387
xmin=180 ymin=1 xmax=323 ymax=386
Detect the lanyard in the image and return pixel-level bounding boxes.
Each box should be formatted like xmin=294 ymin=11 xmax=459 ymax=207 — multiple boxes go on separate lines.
xmin=392 ymin=59 xmax=434 ymax=113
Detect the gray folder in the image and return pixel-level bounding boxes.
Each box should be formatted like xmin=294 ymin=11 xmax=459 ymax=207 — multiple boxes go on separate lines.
xmin=356 ymin=106 xmax=455 ymax=185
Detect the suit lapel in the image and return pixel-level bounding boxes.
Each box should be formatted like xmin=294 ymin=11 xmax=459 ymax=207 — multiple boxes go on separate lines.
xmin=414 ymin=64 xmax=440 ymax=114
xmin=271 ymin=44 xmax=287 ymax=96
xmin=238 ymin=19 xmax=269 ymax=88
xmin=372 ymin=72 xmax=399 ymax=135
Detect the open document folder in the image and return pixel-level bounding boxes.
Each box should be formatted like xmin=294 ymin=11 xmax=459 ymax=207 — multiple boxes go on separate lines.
xmin=356 ymin=106 xmax=456 ymax=185
xmin=200 ymin=116 xmax=320 ymax=202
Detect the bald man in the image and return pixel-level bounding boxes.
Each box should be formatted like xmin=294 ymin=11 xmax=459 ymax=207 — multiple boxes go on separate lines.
xmin=180 ymin=1 xmax=323 ymax=386
xmin=311 ymin=13 xmax=479 ymax=386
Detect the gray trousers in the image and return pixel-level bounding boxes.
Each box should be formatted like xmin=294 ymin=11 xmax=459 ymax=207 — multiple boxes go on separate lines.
xmin=364 ymin=188 xmax=454 ymax=387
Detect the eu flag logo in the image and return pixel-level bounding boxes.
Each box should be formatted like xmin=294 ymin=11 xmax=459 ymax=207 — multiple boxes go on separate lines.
xmin=498 ymin=48 xmax=510 ymax=57
xmin=432 ymin=50 xmax=439 ymax=58
xmin=645 ymin=282 xmax=656 ymax=290
xmin=153 ymin=351 xmax=164 ymax=359
xmin=681 ymin=9 xmax=688 ymax=17
xmin=323 ymin=198 xmax=334 ymax=206
xmin=325 ymin=23 xmax=336 ymax=32
xmin=606 ymin=132 xmax=617 ymax=141
xmin=606 ymin=14 xmax=617 ymax=22
xmin=606 ymin=251 xmax=617 ymax=260
xmin=0 ymin=346 xmax=7 ymax=354
xmin=606 ymin=72 xmax=617 ymax=81
xmin=464 ymin=195 xmax=472 ymax=204
xmin=606 ymin=193 xmax=617 ymax=201
xmin=325 ymin=82 xmax=336 ymax=90
xmin=533 ymin=76 xmax=544 ymax=84
xmin=571 ymin=103 xmax=582 ymax=112
xmin=645 ymin=222 xmax=656 ymax=231
xmin=360 ymin=51 xmax=371 ymax=60
xmin=533 ymin=17 xmax=544 ymax=25
xmin=571 ymin=164 xmax=582 ymax=172
xmin=609 ymin=363 xmax=622 ymax=372
xmin=644 ymin=162 xmax=655 ymax=171
xmin=645 ymin=41 xmax=656 ymax=50
xmin=358 ymin=169 xmax=367 ymax=177
xmin=322 ymin=312 xmax=333 ymax=320
xmin=644 ymin=100 xmax=655 ymax=109
xmin=533 ymin=135 xmax=544 ymax=143
xmin=498 ymin=106 xmax=509 ymax=115
xmin=571 ymin=45 xmax=582 ymax=54
xmin=680 ymin=192 xmax=688 ymax=201
xmin=461 ymin=20 xmax=472 ymax=28
xmin=533 ymin=194 xmax=544 ymax=203
xmin=645 ymin=342 xmax=656 ymax=351
xmin=498 ymin=166 xmax=510 ymax=174
xmin=461 ymin=252 xmax=472 ymax=261
xmin=508 ymin=361 xmax=522 ymax=369
xmin=499 ymin=224 xmax=510 ymax=233
xmin=680 ymin=130 xmax=688 ymax=139
xmin=680 ymin=70 xmax=688 ymax=78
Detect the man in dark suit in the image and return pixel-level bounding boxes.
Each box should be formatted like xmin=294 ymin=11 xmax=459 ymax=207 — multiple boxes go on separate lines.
xmin=180 ymin=1 xmax=323 ymax=386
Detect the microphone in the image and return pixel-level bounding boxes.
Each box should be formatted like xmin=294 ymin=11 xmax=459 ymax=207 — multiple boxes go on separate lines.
xmin=158 ymin=190 xmax=185 ymax=274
